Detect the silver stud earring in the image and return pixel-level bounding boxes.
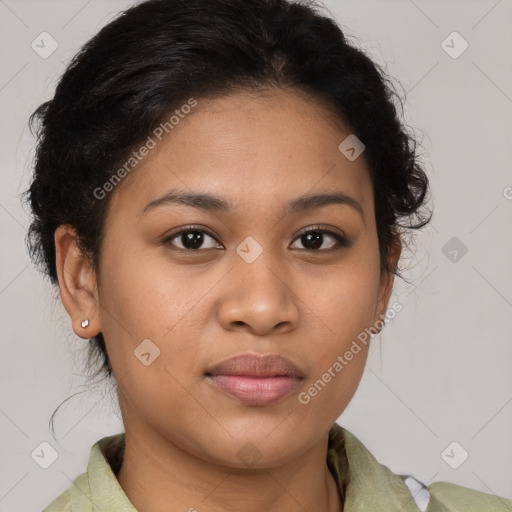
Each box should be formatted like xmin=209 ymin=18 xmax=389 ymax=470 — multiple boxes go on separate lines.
xmin=81 ymin=319 xmax=89 ymax=328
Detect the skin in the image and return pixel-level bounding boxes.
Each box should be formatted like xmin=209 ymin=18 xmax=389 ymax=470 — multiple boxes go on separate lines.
xmin=55 ymin=87 xmax=401 ymax=512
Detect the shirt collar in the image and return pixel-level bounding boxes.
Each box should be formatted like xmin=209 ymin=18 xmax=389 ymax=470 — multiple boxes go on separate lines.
xmin=72 ymin=423 xmax=421 ymax=511
xmin=329 ymin=423 xmax=422 ymax=511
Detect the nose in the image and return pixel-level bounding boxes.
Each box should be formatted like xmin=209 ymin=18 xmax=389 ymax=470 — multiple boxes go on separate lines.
xmin=217 ymin=253 xmax=300 ymax=336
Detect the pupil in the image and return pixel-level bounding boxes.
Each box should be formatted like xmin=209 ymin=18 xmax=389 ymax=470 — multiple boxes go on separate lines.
xmin=303 ymin=232 xmax=322 ymax=250
xmin=183 ymin=231 xmax=204 ymax=250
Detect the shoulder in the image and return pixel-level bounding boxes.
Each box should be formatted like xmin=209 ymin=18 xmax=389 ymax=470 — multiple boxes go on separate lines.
xmin=425 ymin=481 xmax=512 ymax=511
xmin=41 ymin=471 xmax=89 ymax=512
xmin=330 ymin=423 xmax=512 ymax=512
xmin=401 ymin=476 xmax=512 ymax=512
xmin=41 ymin=433 xmax=125 ymax=512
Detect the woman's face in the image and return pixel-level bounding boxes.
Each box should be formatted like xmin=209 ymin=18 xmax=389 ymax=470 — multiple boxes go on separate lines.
xmin=91 ymin=88 xmax=399 ymax=467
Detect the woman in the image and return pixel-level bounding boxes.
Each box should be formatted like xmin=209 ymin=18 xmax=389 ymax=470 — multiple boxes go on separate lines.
xmin=25 ymin=0 xmax=511 ymax=510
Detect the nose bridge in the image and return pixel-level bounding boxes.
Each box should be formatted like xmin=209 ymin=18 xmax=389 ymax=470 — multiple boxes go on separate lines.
xmin=236 ymin=234 xmax=287 ymax=298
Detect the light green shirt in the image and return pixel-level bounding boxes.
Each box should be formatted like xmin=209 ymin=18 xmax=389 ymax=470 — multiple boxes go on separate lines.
xmin=43 ymin=423 xmax=512 ymax=511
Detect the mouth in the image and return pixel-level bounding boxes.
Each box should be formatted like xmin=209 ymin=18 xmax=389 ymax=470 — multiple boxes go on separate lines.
xmin=204 ymin=353 xmax=305 ymax=406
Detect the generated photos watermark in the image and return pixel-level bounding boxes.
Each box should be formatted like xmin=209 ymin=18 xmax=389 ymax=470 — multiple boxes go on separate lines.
xmin=298 ymin=300 xmax=403 ymax=405
xmin=93 ymin=97 xmax=198 ymax=200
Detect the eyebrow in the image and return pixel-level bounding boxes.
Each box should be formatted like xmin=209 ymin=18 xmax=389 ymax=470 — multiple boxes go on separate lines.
xmin=142 ymin=188 xmax=365 ymax=223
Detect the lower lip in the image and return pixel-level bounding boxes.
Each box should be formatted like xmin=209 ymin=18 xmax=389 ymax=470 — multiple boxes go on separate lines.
xmin=206 ymin=375 xmax=302 ymax=406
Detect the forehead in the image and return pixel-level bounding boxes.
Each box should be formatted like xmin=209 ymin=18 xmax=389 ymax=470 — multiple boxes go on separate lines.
xmin=108 ymin=88 xmax=373 ymax=220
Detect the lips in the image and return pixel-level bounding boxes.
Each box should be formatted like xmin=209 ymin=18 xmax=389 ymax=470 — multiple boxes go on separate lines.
xmin=205 ymin=353 xmax=305 ymax=406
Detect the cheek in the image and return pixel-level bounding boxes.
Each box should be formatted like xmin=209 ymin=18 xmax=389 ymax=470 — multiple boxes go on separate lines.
xmin=96 ymin=245 xmax=175 ymax=368
xmin=96 ymin=243 xmax=216 ymax=378
xmin=96 ymin=250 xmax=206 ymax=437
xmin=294 ymin=282 xmax=375 ymax=424
xmin=298 ymin=242 xmax=381 ymax=348
xmin=293 ymin=240 xmax=380 ymax=403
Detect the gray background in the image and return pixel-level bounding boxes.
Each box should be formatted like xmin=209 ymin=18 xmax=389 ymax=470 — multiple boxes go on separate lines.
xmin=1 ymin=0 xmax=511 ymax=510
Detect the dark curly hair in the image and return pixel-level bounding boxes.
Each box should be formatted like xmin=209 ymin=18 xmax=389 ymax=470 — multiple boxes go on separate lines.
xmin=24 ymin=0 xmax=431 ymax=448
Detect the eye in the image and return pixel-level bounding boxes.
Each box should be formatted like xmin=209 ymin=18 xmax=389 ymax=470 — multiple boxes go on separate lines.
xmin=290 ymin=226 xmax=349 ymax=252
xmin=162 ymin=224 xmax=349 ymax=253
xmin=162 ymin=225 xmax=223 ymax=251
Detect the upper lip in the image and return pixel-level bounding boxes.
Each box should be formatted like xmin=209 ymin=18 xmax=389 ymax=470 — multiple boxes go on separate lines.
xmin=205 ymin=353 xmax=305 ymax=379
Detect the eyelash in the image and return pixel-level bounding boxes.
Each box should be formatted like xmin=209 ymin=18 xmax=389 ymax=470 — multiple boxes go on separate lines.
xmin=162 ymin=224 xmax=349 ymax=253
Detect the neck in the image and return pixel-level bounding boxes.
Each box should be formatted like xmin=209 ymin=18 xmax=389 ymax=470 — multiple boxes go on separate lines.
xmin=116 ymin=425 xmax=343 ymax=512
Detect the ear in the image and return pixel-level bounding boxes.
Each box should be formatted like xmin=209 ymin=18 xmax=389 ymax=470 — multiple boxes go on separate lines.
xmin=372 ymin=236 xmax=402 ymax=334
xmin=54 ymin=225 xmax=101 ymax=339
